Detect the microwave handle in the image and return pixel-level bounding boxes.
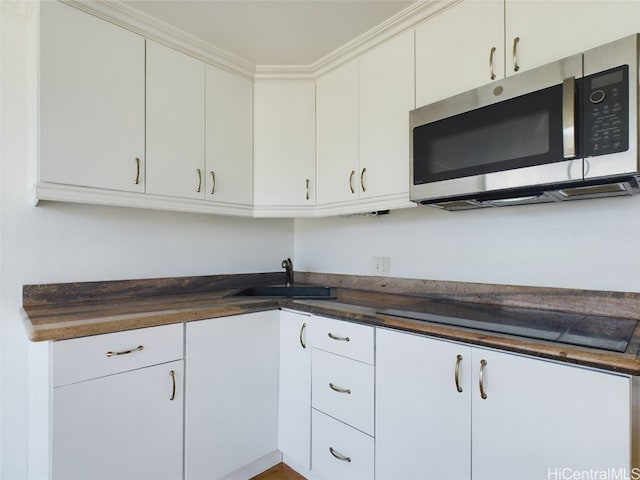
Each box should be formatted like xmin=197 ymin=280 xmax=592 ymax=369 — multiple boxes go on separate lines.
xmin=562 ymin=76 xmax=576 ymax=159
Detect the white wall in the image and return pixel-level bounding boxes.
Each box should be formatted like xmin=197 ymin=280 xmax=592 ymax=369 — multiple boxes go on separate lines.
xmin=295 ymin=196 xmax=640 ymax=293
xmin=0 ymin=6 xmax=293 ymax=479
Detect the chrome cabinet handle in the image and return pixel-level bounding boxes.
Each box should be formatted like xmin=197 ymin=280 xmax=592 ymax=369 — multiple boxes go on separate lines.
xmin=196 ymin=169 xmax=202 ymax=193
xmin=210 ymin=171 xmax=216 ymax=195
xmin=489 ymin=47 xmax=497 ymax=80
xmin=328 ymin=332 xmax=350 ymax=342
xmin=106 ymin=345 xmax=144 ymax=357
xmin=305 ymin=178 xmax=310 ymax=200
xmin=562 ymin=76 xmax=577 ymax=159
xmin=329 ymin=382 xmax=351 ymax=394
xmin=479 ymin=359 xmax=488 ymax=399
xmin=349 ymin=170 xmax=356 ymax=194
xmin=360 ymin=168 xmax=367 ymax=192
xmin=454 ymin=354 xmax=463 ymax=393
xmin=134 ymin=158 xmax=141 ymax=185
xmin=329 ymin=447 xmax=351 ymax=463
xmin=169 ymin=370 xmax=176 ymax=401
xmin=512 ymin=37 xmax=520 ymax=72
xmin=299 ymin=322 xmax=307 ymax=349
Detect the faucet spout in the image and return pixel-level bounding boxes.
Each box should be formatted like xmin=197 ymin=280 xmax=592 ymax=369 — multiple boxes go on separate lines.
xmin=281 ymin=258 xmax=294 ymax=287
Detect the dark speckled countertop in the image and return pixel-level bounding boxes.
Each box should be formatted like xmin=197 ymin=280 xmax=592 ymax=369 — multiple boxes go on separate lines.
xmin=21 ymin=272 xmax=640 ymax=375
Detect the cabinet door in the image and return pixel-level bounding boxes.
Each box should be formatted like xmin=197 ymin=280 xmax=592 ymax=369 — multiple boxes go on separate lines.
xmin=415 ymin=0 xmax=504 ymax=107
xmin=471 ymin=348 xmax=631 ymax=480
xmin=278 ymin=311 xmax=313 ymax=471
xmin=52 ymin=360 xmax=183 ymax=480
xmin=146 ymin=40 xmax=205 ymax=199
xmin=253 ymin=82 xmax=316 ymax=207
xmin=40 ymin=1 xmax=145 ymax=192
xmin=359 ymin=30 xmax=414 ymax=199
xmin=376 ymin=328 xmax=472 ymax=480
xmin=205 ymin=65 xmax=253 ymax=205
xmin=316 ymin=60 xmax=359 ymax=205
xmin=185 ymin=311 xmax=280 ymax=480
xmin=505 ymin=1 xmax=640 ymax=76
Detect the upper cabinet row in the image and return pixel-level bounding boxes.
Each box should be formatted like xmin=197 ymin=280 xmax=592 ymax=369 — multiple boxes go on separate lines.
xmin=39 ymin=1 xmax=640 ymax=217
xmin=40 ymin=1 xmax=253 ymax=213
xmin=416 ymin=0 xmax=640 ymax=106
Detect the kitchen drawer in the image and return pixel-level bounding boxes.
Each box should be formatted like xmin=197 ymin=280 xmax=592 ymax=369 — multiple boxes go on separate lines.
xmin=311 ymin=409 xmax=374 ymax=480
xmin=53 ymin=323 xmax=184 ymax=387
xmin=312 ymin=349 xmax=374 ymax=435
xmin=310 ymin=315 xmax=374 ymax=364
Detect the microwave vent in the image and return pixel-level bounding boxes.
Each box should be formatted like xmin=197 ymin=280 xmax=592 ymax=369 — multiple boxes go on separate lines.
xmin=431 ymin=199 xmax=483 ymax=211
xmin=557 ymin=182 xmax=631 ymax=198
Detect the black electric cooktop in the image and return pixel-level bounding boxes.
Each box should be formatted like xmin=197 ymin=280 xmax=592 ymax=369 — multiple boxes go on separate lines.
xmin=378 ymin=300 xmax=637 ymax=353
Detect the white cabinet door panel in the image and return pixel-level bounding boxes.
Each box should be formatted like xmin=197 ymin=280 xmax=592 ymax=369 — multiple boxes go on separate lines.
xmin=471 ymin=348 xmax=631 ymax=480
xmin=146 ymin=40 xmax=205 ymax=200
xmin=185 ymin=311 xmax=280 ymax=480
xmin=375 ymin=328 xmax=472 ymax=480
xmin=359 ymin=30 xmax=414 ymax=199
xmin=205 ymin=65 xmax=253 ymax=205
xmin=278 ymin=311 xmax=313 ymax=470
xmin=53 ymin=360 xmax=183 ymax=480
xmin=316 ymin=60 xmax=359 ymax=205
xmin=40 ymin=1 xmax=145 ymax=192
xmin=253 ymin=82 xmax=316 ymax=207
xmin=415 ymin=0 xmax=504 ymax=107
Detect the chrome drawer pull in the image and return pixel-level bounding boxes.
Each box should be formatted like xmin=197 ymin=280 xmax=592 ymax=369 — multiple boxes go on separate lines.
xmin=328 ymin=332 xmax=350 ymax=342
xmin=454 ymin=354 xmax=463 ymax=393
xmin=169 ymin=370 xmax=176 ymax=401
xmin=349 ymin=170 xmax=356 ymax=194
xmin=329 ymin=447 xmax=351 ymax=463
xmin=106 ymin=345 xmax=144 ymax=357
xmin=512 ymin=36 xmax=520 ymax=72
xmin=299 ymin=322 xmax=307 ymax=349
xmin=329 ymin=382 xmax=351 ymax=395
xmin=479 ymin=359 xmax=488 ymax=399
xmin=196 ymin=169 xmax=202 ymax=193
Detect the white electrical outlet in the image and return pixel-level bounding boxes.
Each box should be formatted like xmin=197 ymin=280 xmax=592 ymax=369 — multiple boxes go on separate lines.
xmin=373 ymin=256 xmax=390 ymax=276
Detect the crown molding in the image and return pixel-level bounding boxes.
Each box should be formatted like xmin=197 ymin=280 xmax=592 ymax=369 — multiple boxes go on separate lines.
xmin=310 ymin=0 xmax=461 ymax=77
xmin=58 ymin=0 xmax=460 ymax=81
xmin=62 ymin=0 xmax=256 ymax=79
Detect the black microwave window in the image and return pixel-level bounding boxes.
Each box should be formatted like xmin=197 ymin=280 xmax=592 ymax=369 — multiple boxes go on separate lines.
xmin=413 ymin=83 xmax=565 ymax=185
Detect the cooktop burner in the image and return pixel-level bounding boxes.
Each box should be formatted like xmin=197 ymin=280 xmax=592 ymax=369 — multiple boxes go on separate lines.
xmin=378 ymin=301 xmax=637 ymax=353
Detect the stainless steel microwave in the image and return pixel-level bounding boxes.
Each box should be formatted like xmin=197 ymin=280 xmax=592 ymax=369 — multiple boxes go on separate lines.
xmin=410 ymin=34 xmax=640 ymax=210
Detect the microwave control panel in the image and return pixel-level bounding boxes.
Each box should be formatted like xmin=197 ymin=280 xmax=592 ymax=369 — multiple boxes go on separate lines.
xmin=582 ymin=65 xmax=629 ymax=157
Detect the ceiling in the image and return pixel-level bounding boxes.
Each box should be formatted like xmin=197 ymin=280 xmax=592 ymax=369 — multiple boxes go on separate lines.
xmin=122 ymin=0 xmax=416 ymax=66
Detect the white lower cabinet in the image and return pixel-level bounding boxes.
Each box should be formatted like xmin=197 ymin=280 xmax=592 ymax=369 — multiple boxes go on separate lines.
xmin=376 ymin=328 xmax=632 ymax=480
xmin=185 ymin=311 xmax=280 ymax=480
xmin=278 ymin=310 xmax=313 ymax=471
xmin=51 ymin=324 xmax=184 ymax=480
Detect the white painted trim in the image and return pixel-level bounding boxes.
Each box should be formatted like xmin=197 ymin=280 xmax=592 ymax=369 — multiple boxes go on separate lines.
xmin=58 ymin=0 xmax=459 ymax=81
xmin=314 ymin=195 xmax=416 ymax=217
xmin=61 ymin=0 xmax=255 ymax=79
xmin=219 ymin=450 xmax=282 ymax=480
xmin=34 ymin=182 xmax=255 ymax=217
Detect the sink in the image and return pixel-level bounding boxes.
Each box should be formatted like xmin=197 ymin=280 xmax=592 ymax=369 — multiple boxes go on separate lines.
xmin=230 ymin=286 xmax=336 ymax=299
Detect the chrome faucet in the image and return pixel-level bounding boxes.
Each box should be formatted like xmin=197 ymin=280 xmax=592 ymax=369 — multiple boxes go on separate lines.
xmin=282 ymin=258 xmax=294 ymax=287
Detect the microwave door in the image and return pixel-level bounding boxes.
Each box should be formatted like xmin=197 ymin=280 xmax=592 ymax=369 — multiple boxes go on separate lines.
xmin=410 ymin=53 xmax=583 ymax=200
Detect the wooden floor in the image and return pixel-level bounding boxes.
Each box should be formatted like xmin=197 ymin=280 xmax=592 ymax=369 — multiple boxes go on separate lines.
xmin=250 ymin=463 xmax=306 ymax=480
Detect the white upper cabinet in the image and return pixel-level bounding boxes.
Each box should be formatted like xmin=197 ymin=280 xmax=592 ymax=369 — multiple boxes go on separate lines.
xmin=146 ymin=40 xmax=205 ymax=200
xmin=316 ymin=60 xmax=360 ymax=206
xmin=253 ymin=81 xmax=316 ymax=213
xmin=205 ymin=65 xmax=253 ymax=206
xmin=359 ymin=30 xmax=415 ymax=201
xmin=417 ymin=0 xmax=640 ymax=108
xmin=505 ymin=0 xmax=640 ymax=77
xmin=415 ymin=0 xmax=503 ymax=107
xmin=39 ymin=1 xmax=145 ymax=192
xmin=316 ymin=31 xmax=415 ymax=213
